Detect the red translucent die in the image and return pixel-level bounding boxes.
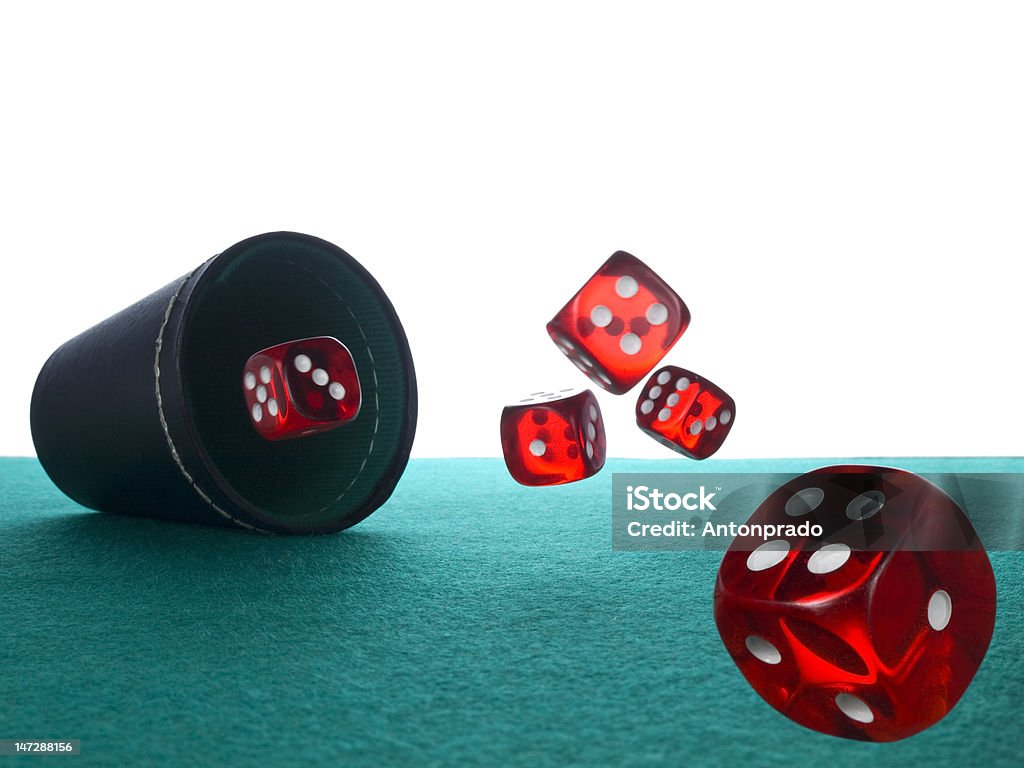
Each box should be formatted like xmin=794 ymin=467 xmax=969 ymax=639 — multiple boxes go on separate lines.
xmin=546 ymin=251 xmax=690 ymax=394
xmin=242 ymin=336 xmax=361 ymax=441
xmin=636 ymin=366 xmax=734 ymax=459
xmin=713 ymin=466 xmax=996 ymax=742
xmin=500 ymin=389 xmax=606 ymax=486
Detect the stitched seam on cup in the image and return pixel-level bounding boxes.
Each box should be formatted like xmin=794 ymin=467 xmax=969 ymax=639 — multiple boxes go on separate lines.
xmin=154 ymin=268 xmax=263 ymax=532
xmin=275 ymin=258 xmax=380 ymax=515
xmin=318 ymin=302 xmax=379 ymax=514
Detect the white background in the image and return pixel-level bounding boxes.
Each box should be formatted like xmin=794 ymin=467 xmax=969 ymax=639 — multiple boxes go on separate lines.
xmin=1 ymin=2 xmax=1022 ymax=459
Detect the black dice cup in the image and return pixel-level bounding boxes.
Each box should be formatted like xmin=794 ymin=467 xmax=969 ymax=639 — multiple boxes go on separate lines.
xmin=31 ymin=232 xmax=417 ymax=534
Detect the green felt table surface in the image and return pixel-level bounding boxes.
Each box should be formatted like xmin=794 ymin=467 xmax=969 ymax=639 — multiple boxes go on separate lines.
xmin=1 ymin=457 xmax=1022 ymax=767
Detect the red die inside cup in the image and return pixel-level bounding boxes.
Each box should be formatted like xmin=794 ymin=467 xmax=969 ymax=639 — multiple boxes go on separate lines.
xmin=243 ymin=336 xmax=361 ymax=441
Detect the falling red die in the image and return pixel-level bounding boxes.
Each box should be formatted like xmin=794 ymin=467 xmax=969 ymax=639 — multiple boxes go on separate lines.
xmin=547 ymin=251 xmax=690 ymax=394
xmin=713 ymin=466 xmax=996 ymax=742
xmin=500 ymin=389 xmax=606 ymax=486
xmin=242 ymin=336 xmax=362 ymax=441
xmin=635 ymin=366 xmax=734 ymax=459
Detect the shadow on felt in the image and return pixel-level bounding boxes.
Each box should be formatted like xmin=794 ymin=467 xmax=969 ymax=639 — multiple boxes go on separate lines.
xmin=3 ymin=509 xmax=413 ymax=640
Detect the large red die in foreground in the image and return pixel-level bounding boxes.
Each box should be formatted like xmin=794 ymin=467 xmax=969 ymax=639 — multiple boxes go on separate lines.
xmin=500 ymin=389 xmax=606 ymax=485
xmin=243 ymin=336 xmax=362 ymax=441
xmin=635 ymin=365 xmax=734 ymax=459
xmin=547 ymin=251 xmax=690 ymax=394
xmin=714 ymin=466 xmax=996 ymax=742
